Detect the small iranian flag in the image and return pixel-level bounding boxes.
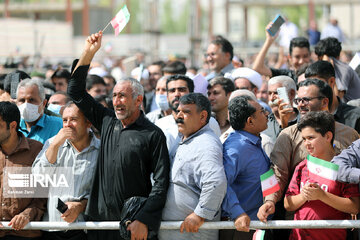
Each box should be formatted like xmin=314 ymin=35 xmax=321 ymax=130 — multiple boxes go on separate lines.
xmin=111 ymin=5 xmax=130 ymax=36
xmin=260 ymin=168 xmax=280 ymax=197
xmin=307 ymin=155 xmax=339 ymax=187
xmin=252 ymin=229 xmax=265 ymax=240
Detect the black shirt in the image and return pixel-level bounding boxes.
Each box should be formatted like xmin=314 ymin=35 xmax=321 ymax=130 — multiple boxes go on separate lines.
xmin=334 ymin=98 xmax=360 ymax=134
xmin=68 ymin=61 xmax=170 ymax=233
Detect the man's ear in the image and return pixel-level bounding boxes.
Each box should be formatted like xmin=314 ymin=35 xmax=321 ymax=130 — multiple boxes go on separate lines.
xmin=43 ymin=99 xmax=47 ymax=108
xmin=322 ymin=97 xmax=330 ymax=110
xmin=200 ymin=110 xmax=208 ymax=124
xmin=9 ymin=121 xmax=17 ymax=131
xmin=325 ymin=131 xmax=333 ymax=144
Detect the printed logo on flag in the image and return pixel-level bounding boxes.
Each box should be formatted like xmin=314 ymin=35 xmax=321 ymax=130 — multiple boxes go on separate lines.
xmin=260 ymin=168 xmax=280 ymax=197
xmin=110 ymin=5 xmax=131 ymax=36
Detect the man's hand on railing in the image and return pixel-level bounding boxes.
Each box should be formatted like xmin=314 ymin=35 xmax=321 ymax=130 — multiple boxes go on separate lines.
xmin=234 ymin=213 xmax=250 ymax=232
xmin=257 ymin=200 xmax=275 ymax=223
xmin=180 ymin=212 xmax=205 ymax=233
xmin=127 ymin=220 xmax=148 ymax=240
xmin=8 ymin=214 xmax=30 ymax=230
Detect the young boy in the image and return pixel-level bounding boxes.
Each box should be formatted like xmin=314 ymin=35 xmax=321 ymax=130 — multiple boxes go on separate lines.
xmin=284 ymin=111 xmax=360 ymax=240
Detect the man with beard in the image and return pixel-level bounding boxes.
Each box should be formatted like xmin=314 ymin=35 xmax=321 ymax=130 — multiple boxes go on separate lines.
xmin=262 ymin=75 xmax=298 ymax=143
xmin=67 ymin=31 xmax=170 ymax=240
xmin=257 ymin=79 xmax=359 ymax=233
xmin=156 ymin=74 xmax=220 ymax=151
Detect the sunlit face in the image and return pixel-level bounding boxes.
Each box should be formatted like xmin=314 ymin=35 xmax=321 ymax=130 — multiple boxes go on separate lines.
xmin=301 ymin=126 xmax=332 ymax=158
xmin=112 ymin=82 xmax=142 ymax=121
xmin=155 ymin=79 xmax=167 ymax=96
xmin=148 ymin=65 xmax=163 ymax=90
xmin=234 ymin=78 xmax=255 ymax=92
xmin=52 ymin=77 xmax=68 ymax=92
xmin=249 ymin=100 xmax=269 ymax=133
xmin=289 ymin=47 xmax=311 ymax=71
xmin=267 ymin=82 xmax=283 ymax=112
xmin=0 ymin=117 xmax=11 ymax=146
xmin=207 ymin=84 xmax=229 ymax=113
xmin=16 ymin=85 xmax=46 ymax=116
xmin=176 ymin=103 xmax=207 ymax=139
xmin=206 ymin=44 xmax=230 ymax=73
xmin=256 ymin=82 xmax=268 ymax=103
xmin=49 ymin=94 xmax=68 ymax=106
xmin=62 ymin=105 xmax=91 ymax=143
xmin=166 ymin=80 xmax=189 ymax=111
xmin=296 ymin=85 xmax=326 ymax=117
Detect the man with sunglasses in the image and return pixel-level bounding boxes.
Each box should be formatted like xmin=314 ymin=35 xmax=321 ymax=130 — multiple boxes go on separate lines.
xmin=257 ymin=79 xmax=358 ymax=231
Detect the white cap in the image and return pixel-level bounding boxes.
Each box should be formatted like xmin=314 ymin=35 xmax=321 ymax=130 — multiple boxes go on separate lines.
xmin=131 ymin=67 xmax=149 ymax=81
xmin=231 ymin=67 xmax=262 ymax=89
xmin=88 ymin=67 xmax=108 ymax=77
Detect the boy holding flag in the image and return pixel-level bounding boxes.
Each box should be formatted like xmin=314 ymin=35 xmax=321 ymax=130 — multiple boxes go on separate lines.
xmin=284 ymin=111 xmax=360 ymax=240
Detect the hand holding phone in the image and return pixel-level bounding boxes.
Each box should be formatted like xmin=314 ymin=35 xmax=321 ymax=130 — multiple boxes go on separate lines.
xmin=56 ymin=198 xmax=68 ymax=214
xmin=267 ymin=14 xmax=285 ymax=37
xmin=277 ymin=87 xmax=292 ymax=109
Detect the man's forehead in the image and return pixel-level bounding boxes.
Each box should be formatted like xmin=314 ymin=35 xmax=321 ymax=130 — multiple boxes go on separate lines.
xmin=298 ymin=85 xmax=318 ymax=95
xmin=291 ymin=47 xmax=310 ymax=55
xmin=178 ymin=103 xmax=196 ymax=110
xmin=17 ymin=85 xmax=40 ymax=97
xmin=113 ymin=81 xmax=132 ymax=92
xmin=207 ymin=43 xmax=221 ymax=52
xmin=167 ymin=79 xmax=188 ymax=88
xmin=209 ymin=84 xmax=224 ymax=91
xmin=62 ymin=105 xmax=81 ymax=117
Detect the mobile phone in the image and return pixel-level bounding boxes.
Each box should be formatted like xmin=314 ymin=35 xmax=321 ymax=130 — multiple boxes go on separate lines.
xmin=277 ymin=87 xmax=292 ymax=109
xmin=56 ymin=198 xmax=68 ymax=214
xmin=267 ymin=14 xmax=285 ymax=36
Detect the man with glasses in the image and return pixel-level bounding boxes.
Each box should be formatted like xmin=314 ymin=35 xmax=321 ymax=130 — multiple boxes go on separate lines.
xmin=257 ymin=79 xmax=359 ymax=230
xmin=205 ymin=36 xmax=234 ymax=81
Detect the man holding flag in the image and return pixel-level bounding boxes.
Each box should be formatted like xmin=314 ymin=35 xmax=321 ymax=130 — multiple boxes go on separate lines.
xmin=284 ymin=111 xmax=359 ymax=240
xmin=220 ymin=95 xmax=272 ymax=240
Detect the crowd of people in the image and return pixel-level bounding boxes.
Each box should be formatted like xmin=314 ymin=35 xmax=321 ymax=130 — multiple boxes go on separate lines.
xmin=0 ymin=17 xmax=360 ymax=240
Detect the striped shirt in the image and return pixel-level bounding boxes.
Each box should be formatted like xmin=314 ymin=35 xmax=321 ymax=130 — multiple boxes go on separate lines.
xmin=32 ymin=133 xmax=100 ymax=223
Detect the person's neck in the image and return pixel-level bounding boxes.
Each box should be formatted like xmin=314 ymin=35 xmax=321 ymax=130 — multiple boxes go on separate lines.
xmin=1 ymin=133 xmax=19 ymax=156
xmin=215 ymin=109 xmax=230 ymax=133
xmin=162 ymin=108 xmax=172 ymax=117
xmin=70 ymin=133 xmax=92 ymax=153
xmin=121 ymin=110 xmax=141 ymax=128
xmin=24 ymin=114 xmax=43 ymax=131
xmin=329 ymin=94 xmax=339 ymax=113
xmin=315 ymin=148 xmax=335 ymax=162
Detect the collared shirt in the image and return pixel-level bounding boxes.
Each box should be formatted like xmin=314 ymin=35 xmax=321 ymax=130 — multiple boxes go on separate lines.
xmin=0 ymin=133 xmax=45 ymax=238
xmin=159 ymin=124 xmax=226 ymax=240
xmin=332 ymin=139 xmax=360 ymax=184
xmin=262 ymin=109 xmax=299 ymax=143
xmin=19 ymin=114 xmax=63 ymax=144
xmin=146 ymin=109 xmax=165 ymax=124
xmin=267 ymin=121 xmax=359 ymax=203
xmin=32 ymin=133 xmax=100 ymax=223
xmin=333 ymin=97 xmax=360 ymax=133
xmin=332 ymin=57 xmax=360 ymax=102
xmin=222 ymin=130 xmax=271 ymax=220
xmin=68 ymin=61 xmax=170 ymax=237
xmin=156 ymin=115 xmax=221 ymax=151
xmin=205 ymin=62 xmax=234 ymax=81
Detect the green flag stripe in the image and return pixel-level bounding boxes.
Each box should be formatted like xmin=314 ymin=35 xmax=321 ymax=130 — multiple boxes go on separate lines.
xmin=260 ymin=169 xmax=274 ymax=181
xmin=307 ymin=155 xmax=339 ymax=171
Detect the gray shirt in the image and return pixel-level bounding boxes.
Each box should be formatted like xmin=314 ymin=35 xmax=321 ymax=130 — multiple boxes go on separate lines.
xmin=32 ymin=133 xmax=100 ymax=223
xmin=159 ymin=124 xmax=227 ymax=240
xmin=332 ymin=139 xmax=360 ymax=184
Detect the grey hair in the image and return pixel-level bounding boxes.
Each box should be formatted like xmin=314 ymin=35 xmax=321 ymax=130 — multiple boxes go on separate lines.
xmin=117 ymin=77 xmax=144 ymax=99
xmin=16 ymin=78 xmax=46 ymax=101
xmin=229 ymin=89 xmax=257 ymax=102
xmin=268 ymin=75 xmax=297 ymax=94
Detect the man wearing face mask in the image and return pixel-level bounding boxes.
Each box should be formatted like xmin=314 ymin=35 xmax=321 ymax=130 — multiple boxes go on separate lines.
xmin=16 ymin=78 xmax=63 ymax=144
xmin=146 ymin=76 xmax=172 ymax=123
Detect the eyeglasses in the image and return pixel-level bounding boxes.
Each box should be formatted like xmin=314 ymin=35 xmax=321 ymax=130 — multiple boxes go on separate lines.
xmin=204 ymin=52 xmax=217 ymax=58
xmin=294 ymin=96 xmax=325 ymax=105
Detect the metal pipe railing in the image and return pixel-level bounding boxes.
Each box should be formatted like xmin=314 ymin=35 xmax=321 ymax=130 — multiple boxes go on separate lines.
xmin=2 ymin=220 xmax=360 ymax=230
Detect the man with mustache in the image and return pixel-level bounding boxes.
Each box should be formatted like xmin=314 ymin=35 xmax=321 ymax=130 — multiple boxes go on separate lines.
xmin=262 ymin=75 xmax=298 ymax=143
xmin=155 ymin=74 xmax=220 ymax=150
xmin=67 ymin=31 xmax=170 ymax=240
xmin=257 ymin=79 xmax=359 ymax=236
xmin=159 ymin=93 xmax=226 ymax=240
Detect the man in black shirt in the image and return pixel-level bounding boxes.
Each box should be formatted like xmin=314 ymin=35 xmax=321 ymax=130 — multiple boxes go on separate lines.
xmin=68 ymin=31 xmax=170 ymax=240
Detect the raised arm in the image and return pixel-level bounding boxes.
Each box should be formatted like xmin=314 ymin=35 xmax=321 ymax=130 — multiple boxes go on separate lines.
xmin=252 ymin=22 xmax=279 ymax=77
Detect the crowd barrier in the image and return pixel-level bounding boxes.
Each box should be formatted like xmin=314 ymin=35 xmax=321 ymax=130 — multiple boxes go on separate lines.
xmin=2 ymin=220 xmax=360 ymax=230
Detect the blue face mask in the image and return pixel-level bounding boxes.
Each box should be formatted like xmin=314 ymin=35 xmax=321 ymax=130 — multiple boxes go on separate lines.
xmin=155 ymin=94 xmax=170 ymax=111
xmin=47 ymin=104 xmax=62 ymax=115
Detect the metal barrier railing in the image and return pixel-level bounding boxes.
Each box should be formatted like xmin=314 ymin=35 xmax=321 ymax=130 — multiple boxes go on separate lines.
xmin=2 ymin=220 xmax=360 ymax=230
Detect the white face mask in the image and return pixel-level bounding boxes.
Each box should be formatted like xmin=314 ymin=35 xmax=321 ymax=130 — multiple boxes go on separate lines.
xmin=18 ymin=102 xmax=41 ymax=122
xmin=155 ymin=94 xmax=170 ymax=111
xmin=47 ymin=104 xmax=62 ymax=115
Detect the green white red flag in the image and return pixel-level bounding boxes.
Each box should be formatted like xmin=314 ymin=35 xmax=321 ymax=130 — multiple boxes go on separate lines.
xmin=111 ymin=5 xmax=130 ymax=36
xmin=252 ymin=229 xmax=266 ymax=240
xmin=260 ymin=168 xmax=280 ymax=197
xmin=307 ymin=155 xmax=339 ymax=187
